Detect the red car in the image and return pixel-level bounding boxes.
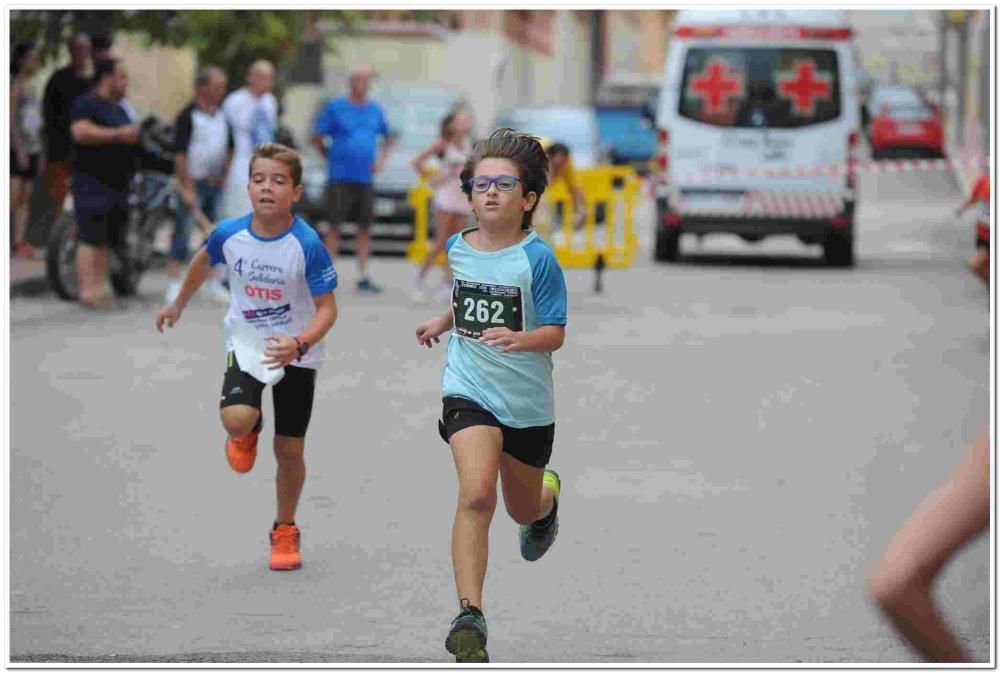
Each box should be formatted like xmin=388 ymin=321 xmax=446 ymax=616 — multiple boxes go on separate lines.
xmin=864 ymin=84 xmax=944 ymax=159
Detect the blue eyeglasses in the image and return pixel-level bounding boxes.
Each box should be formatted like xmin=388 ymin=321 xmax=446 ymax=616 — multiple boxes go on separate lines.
xmin=467 ymin=175 xmax=522 ymax=193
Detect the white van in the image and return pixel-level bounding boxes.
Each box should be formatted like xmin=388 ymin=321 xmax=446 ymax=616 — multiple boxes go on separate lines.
xmin=653 ymin=9 xmax=860 ymax=265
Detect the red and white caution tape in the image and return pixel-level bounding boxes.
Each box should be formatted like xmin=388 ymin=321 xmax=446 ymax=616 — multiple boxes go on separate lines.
xmin=660 ymin=155 xmax=983 ymax=186
xmin=674 ymin=191 xmax=845 ymax=219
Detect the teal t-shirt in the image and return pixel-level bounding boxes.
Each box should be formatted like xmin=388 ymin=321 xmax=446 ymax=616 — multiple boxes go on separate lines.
xmin=442 ymin=228 xmax=568 ymax=428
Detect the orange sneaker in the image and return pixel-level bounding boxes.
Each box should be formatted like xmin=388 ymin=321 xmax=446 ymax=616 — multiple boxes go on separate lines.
xmin=226 ymin=431 xmax=259 ymax=473
xmin=269 ymin=523 xmax=302 ymax=571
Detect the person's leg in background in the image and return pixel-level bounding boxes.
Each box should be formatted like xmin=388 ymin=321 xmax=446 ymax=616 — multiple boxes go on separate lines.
xmin=195 ymin=179 xmax=230 ymax=303
xmin=323 ymin=181 xmax=342 ymax=259
xmin=74 ymin=200 xmax=112 ymax=306
xmin=867 ymin=432 xmax=990 ymax=662
xmin=355 ymin=183 xmax=380 ymax=293
xmin=166 ymin=189 xmax=194 ymax=303
xmin=44 ymin=159 xmax=71 ymax=214
xmin=10 ymin=173 xmax=29 ymax=255
xmin=199 ymin=180 xmax=223 ymax=222
xmin=414 ymin=210 xmax=459 ymax=303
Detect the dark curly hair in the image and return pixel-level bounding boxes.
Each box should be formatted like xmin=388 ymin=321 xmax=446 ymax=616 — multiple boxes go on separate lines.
xmin=459 ymin=127 xmax=549 ymax=230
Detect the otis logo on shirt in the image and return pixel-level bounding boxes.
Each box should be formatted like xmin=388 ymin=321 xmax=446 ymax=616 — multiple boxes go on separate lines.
xmin=244 ymin=284 xmax=283 ymax=301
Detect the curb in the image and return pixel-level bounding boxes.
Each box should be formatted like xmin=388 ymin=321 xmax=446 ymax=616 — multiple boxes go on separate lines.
xmin=10 ymin=275 xmax=52 ymax=298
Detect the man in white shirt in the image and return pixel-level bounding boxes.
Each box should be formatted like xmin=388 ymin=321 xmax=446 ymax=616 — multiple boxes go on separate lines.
xmin=219 ymin=60 xmax=278 ymax=219
xmin=167 ymin=66 xmax=234 ymax=303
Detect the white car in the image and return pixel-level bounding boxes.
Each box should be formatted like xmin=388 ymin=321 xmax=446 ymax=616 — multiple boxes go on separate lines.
xmin=653 ymin=9 xmax=861 ymax=266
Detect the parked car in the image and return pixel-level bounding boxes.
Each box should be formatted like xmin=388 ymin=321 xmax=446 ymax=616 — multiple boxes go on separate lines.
xmin=494 ymin=105 xmax=605 ymax=168
xmin=864 ymin=84 xmax=944 ymax=159
xmin=298 ymin=84 xmax=467 ymax=255
xmin=596 ymin=105 xmax=658 ymax=170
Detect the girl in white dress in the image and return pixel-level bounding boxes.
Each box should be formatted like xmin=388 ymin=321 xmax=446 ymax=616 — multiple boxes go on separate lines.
xmin=411 ymin=109 xmax=473 ymax=303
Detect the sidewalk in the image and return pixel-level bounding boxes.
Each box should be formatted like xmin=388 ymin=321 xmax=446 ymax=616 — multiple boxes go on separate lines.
xmin=9 ymin=254 xmax=49 ymax=298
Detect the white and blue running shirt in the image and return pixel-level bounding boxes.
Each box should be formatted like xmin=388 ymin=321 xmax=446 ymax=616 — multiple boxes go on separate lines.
xmin=442 ymin=229 xmax=568 ymax=428
xmin=205 ymin=214 xmax=338 ymax=369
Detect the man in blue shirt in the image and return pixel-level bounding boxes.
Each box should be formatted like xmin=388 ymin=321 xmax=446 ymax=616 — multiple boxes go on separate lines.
xmin=312 ymin=64 xmax=396 ymax=293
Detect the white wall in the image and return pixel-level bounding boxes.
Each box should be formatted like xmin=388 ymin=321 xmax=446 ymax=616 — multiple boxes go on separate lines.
xmin=281 ymin=12 xmax=595 ymax=144
xmin=848 ymin=9 xmax=941 ymax=89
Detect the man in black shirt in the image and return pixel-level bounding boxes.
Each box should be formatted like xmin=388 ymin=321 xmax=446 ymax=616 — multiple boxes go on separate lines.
xmin=42 ymin=33 xmax=92 ymax=212
xmin=69 ymin=58 xmax=139 ymax=309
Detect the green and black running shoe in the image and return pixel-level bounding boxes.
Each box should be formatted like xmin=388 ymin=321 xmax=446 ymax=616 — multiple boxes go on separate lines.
xmin=445 ymin=599 xmax=489 ymax=663
xmin=520 ymin=468 xmax=560 ymax=562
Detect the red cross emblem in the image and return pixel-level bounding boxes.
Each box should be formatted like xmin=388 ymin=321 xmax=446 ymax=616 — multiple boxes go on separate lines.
xmin=776 ymin=59 xmax=833 ymax=116
xmin=689 ymin=58 xmax=744 ymax=116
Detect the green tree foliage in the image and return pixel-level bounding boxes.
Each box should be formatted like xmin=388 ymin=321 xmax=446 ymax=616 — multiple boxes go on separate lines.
xmin=9 ymin=9 xmax=362 ymax=90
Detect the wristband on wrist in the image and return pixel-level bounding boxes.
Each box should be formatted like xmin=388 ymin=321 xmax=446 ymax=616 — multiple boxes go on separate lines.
xmin=293 ymin=336 xmax=309 ymax=360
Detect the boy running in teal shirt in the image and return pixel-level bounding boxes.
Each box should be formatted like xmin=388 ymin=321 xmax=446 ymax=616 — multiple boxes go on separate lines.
xmin=416 ymin=128 xmax=567 ymax=663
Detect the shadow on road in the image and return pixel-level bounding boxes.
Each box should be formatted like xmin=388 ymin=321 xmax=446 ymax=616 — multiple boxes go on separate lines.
xmin=675 ymin=253 xmax=833 ymax=270
xmin=672 ymin=253 xmax=966 ymax=274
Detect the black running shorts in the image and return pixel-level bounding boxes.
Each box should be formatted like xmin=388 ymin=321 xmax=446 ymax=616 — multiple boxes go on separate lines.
xmin=220 ymin=351 xmax=317 ymax=438
xmin=326 ymin=181 xmax=374 ymax=231
xmin=75 ymin=200 xmax=128 ymax=247
xmin=438 ymin=396 xmax=554 ymax=468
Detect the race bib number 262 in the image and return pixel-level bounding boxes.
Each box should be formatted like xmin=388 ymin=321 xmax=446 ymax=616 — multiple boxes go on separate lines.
xmin=452 ymin=279 xmax=524 ymax=339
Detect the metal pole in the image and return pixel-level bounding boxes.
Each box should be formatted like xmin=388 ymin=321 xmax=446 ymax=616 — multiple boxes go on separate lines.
xmin=593 ymin=252 xmax=606 ymax=294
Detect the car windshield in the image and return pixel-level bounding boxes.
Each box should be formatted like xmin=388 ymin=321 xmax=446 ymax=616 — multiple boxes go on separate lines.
xmin=384 ymin=105 xmax=446 ymax=148
xmin=497 ymin=109 xmax=597 ymax=153
xmin=886 ymin=104 xmax=933 ymax=121
xmin=374 ymin=89 xmax=462 ymax=149
xmin=871 ymin=86 xmax=922 ymax=109
xmin=679 ymin=47 xmax=841 ymax=128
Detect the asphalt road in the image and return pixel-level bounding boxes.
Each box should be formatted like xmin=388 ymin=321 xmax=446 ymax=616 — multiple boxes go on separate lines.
xmin=9 ymin=163 xmax=991 ymax=664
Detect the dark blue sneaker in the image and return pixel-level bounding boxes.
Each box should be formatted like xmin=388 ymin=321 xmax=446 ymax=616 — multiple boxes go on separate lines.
xmin=520 ymin=469 xmax=560 ymax=561
xmin=445 ymin=599 xmax=489 ymax=663
xmin=356 ymin=277 xmax=383 ymax=293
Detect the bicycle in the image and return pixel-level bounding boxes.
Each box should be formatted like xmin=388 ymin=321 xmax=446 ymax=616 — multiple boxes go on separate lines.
xmin=46 ymin=116 xmax=179 ymax=300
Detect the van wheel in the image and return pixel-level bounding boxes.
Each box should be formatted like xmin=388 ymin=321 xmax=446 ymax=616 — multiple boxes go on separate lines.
xmin=824 ymin=231 xmax=854 ymax=267
xmin=654 ymin=228 xmax=680 ymax=262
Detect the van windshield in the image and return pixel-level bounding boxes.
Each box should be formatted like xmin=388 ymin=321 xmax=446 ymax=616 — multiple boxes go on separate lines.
xmin=679 ymin=47 xmax=841 ymax=128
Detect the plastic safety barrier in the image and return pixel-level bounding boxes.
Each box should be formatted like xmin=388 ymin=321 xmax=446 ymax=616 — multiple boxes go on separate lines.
xmin=407 ymin=165 xmax=641 ymax=270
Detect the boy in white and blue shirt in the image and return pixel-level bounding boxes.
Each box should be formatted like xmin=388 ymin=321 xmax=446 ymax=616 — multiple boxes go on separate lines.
xmin=157 ymin=143 xmax=338 ymax=573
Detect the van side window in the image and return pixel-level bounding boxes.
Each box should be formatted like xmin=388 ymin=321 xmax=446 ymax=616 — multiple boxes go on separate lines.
xmin=680 ymin=48 xmax=841 ymax=128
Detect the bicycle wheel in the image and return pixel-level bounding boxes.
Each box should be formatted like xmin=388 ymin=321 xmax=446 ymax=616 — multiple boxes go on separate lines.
xmin=110 ymin=203 xmax=146 ymax=297
xmin=44 ymin=211 xmax=80 ymax=301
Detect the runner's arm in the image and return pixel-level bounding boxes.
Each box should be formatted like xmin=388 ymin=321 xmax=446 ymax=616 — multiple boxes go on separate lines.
xmin=416 ymin=309 xmax=454 ymax=347
xmin=297 ymin=292 xmax=338 ymax=349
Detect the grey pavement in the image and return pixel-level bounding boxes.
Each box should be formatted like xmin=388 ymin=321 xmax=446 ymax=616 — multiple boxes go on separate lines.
xmin=9 ymin=165 xmax=991 ymax=664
